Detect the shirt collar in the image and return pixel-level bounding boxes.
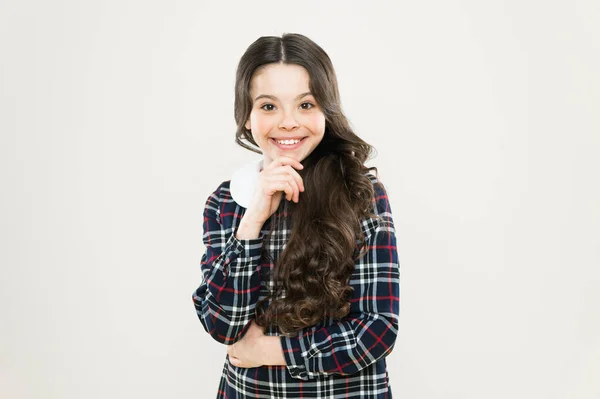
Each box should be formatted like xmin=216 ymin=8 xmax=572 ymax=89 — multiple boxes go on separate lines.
xmin=230 ymin=158 xmax=263 ymax=208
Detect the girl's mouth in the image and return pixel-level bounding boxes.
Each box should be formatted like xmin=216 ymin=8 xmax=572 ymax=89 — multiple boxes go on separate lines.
xmin=271 ymin=137 xmax=307 ymax=150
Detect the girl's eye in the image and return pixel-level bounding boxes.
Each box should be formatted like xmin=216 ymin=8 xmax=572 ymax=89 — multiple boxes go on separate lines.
xmin=300 ymin=102 xmax=314 ymax=110
xmin=260 ymin=104 xmax=276 ymax=111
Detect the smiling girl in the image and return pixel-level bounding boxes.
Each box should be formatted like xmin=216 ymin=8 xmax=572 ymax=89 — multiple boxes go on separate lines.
xmin=193 ymin=33 xmax=400 ymax=398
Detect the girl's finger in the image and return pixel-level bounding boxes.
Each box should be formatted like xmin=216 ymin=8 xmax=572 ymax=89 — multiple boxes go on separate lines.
xmin=267 ymin=156 xmax=304 ymax=172
xmin=265 ymin=177 xmax=297 ymax=202
xmin=274 ymin=174 xmax=300 ymax=202
xmin=284 ymin=165 xmax=305 ymax=193
xmin=265 ymin=165 xmax=305 ymax=193
xmin=281 ymin=180 xmax=295 ymax=202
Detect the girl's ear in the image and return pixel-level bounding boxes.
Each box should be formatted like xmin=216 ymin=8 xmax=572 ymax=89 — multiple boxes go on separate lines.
xmin=245 ymin=120 xmax=251 ymax=131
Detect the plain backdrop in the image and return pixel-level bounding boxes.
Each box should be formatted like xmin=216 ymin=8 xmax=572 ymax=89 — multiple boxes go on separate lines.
xmin=1 ymin=1 xmax=599 ymax=398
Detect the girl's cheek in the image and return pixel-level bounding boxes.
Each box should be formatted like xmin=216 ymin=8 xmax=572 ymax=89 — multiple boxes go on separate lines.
xmin=249 ymin=112 xmax=273 ymax=132
xmin=254 ymin=117 xmax=275 ymax=132
xmin=302 ymin=112 xmax=326 ymax=132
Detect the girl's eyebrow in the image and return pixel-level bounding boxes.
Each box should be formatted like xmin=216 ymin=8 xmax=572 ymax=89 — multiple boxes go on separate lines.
xmin=254 ymin=92 xmax=313 ymax=102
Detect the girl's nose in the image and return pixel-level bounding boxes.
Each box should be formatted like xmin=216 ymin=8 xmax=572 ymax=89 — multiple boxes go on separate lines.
xmin=278 ymin=110 xmax=299 ymax=130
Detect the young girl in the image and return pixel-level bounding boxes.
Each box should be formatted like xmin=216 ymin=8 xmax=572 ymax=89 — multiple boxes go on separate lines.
xmin=193 ymin=33 xmax=400 ymax=399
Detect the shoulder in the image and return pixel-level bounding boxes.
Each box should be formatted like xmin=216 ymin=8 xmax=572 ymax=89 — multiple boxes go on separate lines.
xmin=362 ymin=172 xmax=395 ymax=236
xmin=366 ymin=173 xmax=393 ymax=215
xmin=203 ymin=180 xmax=234 ymax=219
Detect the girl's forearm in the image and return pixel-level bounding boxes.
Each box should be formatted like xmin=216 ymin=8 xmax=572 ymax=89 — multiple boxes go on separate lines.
xmin=261 ymin=336 xmax=287 ymax=366
xmin=236 ymin=216 xmax=264 ymax=239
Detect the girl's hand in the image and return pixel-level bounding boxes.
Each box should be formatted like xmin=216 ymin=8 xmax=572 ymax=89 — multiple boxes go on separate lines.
xmin=243 ymin=156 xmax=305 ymax=225
xmin=227 ymin=320 xmax=267 ymax=368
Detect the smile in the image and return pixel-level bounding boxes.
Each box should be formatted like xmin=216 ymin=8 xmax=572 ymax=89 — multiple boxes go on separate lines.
xmin=271 ymin=137 xmax=307 ymax=149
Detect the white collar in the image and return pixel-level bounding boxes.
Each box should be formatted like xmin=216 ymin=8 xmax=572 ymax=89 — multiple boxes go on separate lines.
xmin=230 ymin=158 xmax=263 ymax=208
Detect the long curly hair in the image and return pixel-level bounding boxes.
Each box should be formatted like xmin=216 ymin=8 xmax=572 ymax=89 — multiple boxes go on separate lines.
xmin=233 ymin=33 xmax=380 ymax=336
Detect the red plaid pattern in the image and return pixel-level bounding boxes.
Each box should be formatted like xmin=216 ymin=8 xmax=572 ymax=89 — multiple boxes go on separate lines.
xmin=193 ymin=174 xmax=400 ymax=398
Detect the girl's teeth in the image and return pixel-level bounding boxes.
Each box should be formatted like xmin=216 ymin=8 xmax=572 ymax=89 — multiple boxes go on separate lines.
xmin=276 ymin=139 xmax=301 ymax=145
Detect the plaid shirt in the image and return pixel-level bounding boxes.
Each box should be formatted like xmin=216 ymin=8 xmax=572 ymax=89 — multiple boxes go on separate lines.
xmin=193 ymin=173 xmax=400 ymax=398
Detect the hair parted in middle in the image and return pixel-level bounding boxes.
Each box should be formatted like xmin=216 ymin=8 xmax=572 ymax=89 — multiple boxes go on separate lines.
xmin=233 ymin=33 xmax=382 ymax=336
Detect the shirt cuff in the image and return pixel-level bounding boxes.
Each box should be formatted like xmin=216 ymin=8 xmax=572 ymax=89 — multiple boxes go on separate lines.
xmin=280 ymin=334 xmax=312 ymax=380
xmin=222 ymin=229 xmax=264 ymax=277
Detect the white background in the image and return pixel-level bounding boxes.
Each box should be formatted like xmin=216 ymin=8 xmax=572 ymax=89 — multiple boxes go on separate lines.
xmin=1 ymin=1 xmax=599 ymax=398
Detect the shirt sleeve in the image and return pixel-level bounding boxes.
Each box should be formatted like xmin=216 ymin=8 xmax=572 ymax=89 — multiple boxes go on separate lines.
xmin=192 ymin=185 xmax=264 ymax=345
xmin=279 ymin=181 xmax=400 ymax=380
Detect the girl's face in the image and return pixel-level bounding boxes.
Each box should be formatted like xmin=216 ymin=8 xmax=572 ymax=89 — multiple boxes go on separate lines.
xmin=245 ymin=63 xmax=326 ymax=169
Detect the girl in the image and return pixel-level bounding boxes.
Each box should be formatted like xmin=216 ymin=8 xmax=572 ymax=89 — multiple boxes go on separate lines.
xmin=193 ymin=33 xmax=400 ymax=398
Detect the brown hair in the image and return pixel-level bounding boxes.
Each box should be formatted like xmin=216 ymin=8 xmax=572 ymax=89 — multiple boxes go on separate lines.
xmin=234 ymin=33 xmax=379 ymax=336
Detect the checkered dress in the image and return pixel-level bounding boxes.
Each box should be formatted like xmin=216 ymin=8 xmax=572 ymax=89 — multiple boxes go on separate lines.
xmin=193 ymin=174 xmax=400 ymax=398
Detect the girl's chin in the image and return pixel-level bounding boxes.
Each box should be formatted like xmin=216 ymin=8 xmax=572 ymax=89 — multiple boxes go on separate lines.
xmin=272 ymin=151 xmax=302 ymax=161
